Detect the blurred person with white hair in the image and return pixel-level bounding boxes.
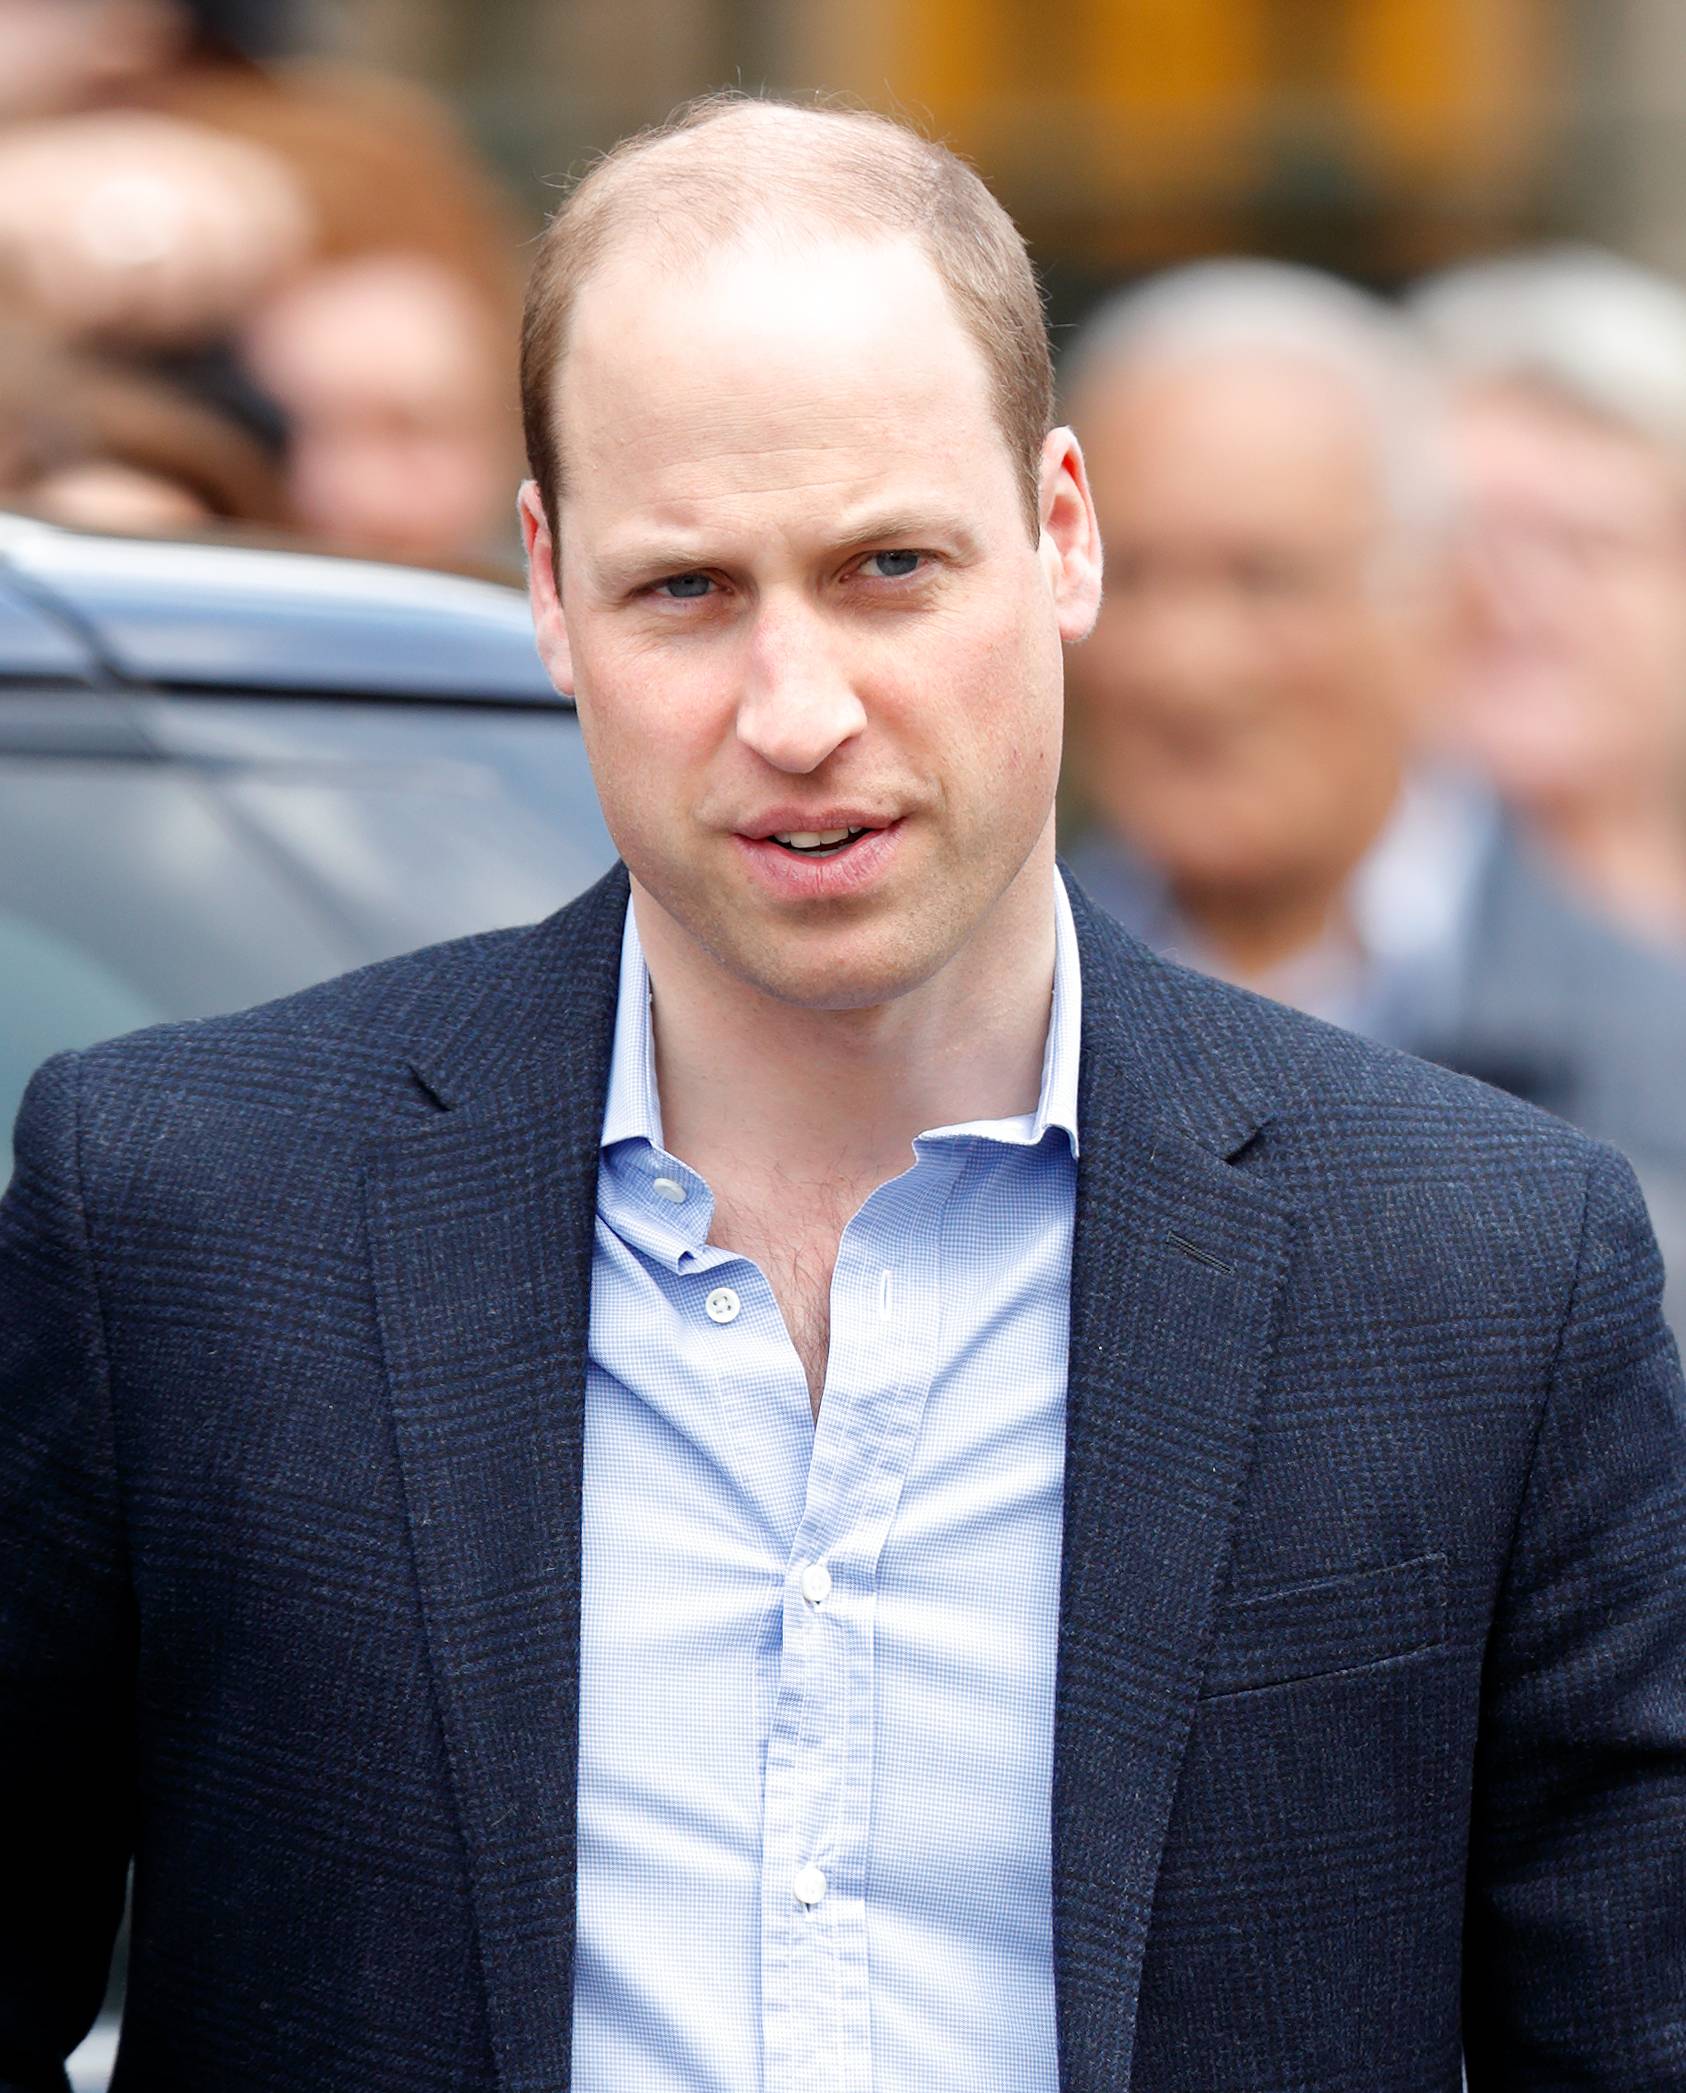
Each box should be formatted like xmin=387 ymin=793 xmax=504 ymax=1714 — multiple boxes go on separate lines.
xmin=1414 ymin=246 xmax=1686 ymax=950
xmin=1062 ymin=258 xmax=1686 ymax=1329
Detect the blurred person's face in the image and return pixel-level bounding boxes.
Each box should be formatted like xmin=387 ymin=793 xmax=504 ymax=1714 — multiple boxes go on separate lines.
xmin=521 ymin=232 xmax=1101 ymax=1013
xmin=245 ymin=259 xmax=511 ymax=566
xmin=1445 ymin=383 xmax=1686 ymax=815
xmin=0 ymin=0 xmax=186 ymax=120
xmin=1065 ymin=351 xmax=1429 ymax=906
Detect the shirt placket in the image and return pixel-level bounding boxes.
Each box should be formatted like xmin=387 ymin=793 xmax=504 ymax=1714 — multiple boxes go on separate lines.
xmin=759 ymin=1144 xmax=970 ymax=2093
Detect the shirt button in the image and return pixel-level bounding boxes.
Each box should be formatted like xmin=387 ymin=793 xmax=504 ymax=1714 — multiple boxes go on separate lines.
xmin=792 ymin=1864 xmax=828 ymax=1907
xmin=800 ymin=1562 xmax=832 ymax=1605
xmin=704 ymin=1285 xmax=741 ymax=1324
xmin=651 ymin=1175 xmax=686 ymax=1204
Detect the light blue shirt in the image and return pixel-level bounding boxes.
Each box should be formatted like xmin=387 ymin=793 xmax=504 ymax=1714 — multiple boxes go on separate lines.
xmin=571 ymin=878 xmax=1081 ymax=2093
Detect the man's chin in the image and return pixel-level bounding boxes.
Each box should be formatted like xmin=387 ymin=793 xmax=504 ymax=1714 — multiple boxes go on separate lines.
xmin=713 ymin=928 xmax=952 ymax=1015
xmin=639 ymin=882 xmax=950 ymax=1014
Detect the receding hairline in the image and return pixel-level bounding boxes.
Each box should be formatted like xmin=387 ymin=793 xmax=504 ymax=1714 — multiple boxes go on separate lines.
xmin=556 ymin=98 xmax=975 ymax=272
xmin=571 ymin=215 xmax=963 ymax=323
xmin=520 ymin=92 xmax=1055 ymax=541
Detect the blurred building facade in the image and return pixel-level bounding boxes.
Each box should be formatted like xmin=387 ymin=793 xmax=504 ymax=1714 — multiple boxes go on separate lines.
xmin=297 ymin=0 xmax=1686 ymax=298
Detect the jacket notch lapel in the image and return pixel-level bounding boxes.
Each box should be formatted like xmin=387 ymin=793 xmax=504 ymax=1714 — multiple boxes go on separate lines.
xmin=1055 ymin=888 xmax=1295 ymax=2091
xmin=363 ymin=870 xmax=627 ymax=2093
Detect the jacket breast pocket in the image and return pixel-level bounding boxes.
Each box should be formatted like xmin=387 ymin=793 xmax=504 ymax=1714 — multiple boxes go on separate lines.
xmin=1200 ymin=1551 xmax=1449 ymax=1699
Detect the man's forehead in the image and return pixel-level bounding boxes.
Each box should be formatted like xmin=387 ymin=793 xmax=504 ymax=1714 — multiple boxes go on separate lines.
xmin=556 ymin=228 xmax=1005 ymax=501
xmin=575 ymin=219 xmax=941 ymax=323
xmin=563 ymin=231 xmax=986 ymax=419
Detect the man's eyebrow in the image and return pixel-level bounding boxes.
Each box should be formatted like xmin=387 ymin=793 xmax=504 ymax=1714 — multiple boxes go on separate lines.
xmin=588 ymin=510 xmax=985 ymax=590
xmin=829 ymin=507 xmax=982 ymax=552
xmin=587 ymin=536 xmax=713 ymax=590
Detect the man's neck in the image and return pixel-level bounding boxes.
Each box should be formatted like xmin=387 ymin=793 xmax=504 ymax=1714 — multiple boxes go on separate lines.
xmin=634 ymin=845 xmax=1060 ymax=1202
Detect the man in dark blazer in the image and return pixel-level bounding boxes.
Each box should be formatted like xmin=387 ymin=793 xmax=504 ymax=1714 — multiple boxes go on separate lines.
xmin=4 ymin=96 xmax=1685 ymax=2093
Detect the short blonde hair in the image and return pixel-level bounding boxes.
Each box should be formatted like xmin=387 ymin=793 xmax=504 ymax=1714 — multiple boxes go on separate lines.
xmin=519 ymin=92 xmax=1053 ymax=543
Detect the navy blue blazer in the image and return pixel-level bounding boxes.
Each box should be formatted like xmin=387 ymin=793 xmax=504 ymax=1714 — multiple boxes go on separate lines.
xmin=3 ymin=864 xmax=1684 ymax=2092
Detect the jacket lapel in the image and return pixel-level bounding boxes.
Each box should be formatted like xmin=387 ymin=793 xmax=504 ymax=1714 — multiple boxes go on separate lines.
xmin=364 ymin=867 xmax=629 ymax=2093
xmin=360 ymin=861 xmax=1293 ymax=2093
xmin=1054 ymin=879 xmax=1295 ymax=2092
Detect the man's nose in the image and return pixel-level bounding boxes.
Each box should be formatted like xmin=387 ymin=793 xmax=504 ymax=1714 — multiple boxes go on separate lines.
xmin=734 ymin=600 xmax=867 ymax=773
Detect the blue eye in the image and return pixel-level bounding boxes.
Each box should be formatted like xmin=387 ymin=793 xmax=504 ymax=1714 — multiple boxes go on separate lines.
xmin=656 ymin=573 xmax=713 ymax=599
xmin=864 ymin=550 xmax=922 ymax=579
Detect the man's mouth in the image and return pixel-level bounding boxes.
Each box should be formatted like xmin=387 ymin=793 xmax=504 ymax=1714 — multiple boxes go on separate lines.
xmin=733 ymin=816 xmax=903 ymax=891
xmin=766 ymin=825 xmax=872 ymax=857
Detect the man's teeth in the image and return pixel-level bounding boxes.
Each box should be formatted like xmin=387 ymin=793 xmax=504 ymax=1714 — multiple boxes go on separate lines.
xmin=771 ymin=826 xmax=865 ymax=852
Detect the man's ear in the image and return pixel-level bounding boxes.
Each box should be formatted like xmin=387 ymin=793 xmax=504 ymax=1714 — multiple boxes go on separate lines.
xmin=1037 ymin=428 xmax=1104 ymax=644
xmin=519 ymin=480 xmax=576 ymax=697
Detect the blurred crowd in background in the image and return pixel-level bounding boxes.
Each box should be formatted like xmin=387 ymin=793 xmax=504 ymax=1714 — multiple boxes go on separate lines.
xmin=0 ymin=0 xmax=521 ymax=559
xmin=1060 ymin=249 xmax=1686 ymax=1318
xmin=3 ymin=0 xmax=1686 ymax=1304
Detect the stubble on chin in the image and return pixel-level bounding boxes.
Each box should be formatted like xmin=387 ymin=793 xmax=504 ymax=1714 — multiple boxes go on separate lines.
xmin=630 ymin=851 xmax=971 ymax=1018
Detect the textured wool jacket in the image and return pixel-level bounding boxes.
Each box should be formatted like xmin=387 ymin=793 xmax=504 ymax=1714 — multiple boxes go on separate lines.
xmin=3 ymin=863 xmax=1684 ymax=2093
xmin=1069 ymin=811 xmax=1686 ymax=1339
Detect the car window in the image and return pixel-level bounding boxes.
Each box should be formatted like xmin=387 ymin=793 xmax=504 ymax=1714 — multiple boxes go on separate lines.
xmin=0 ymin=911 xmax=162 ymax=1154
xmin=140 ymin=696 xmax=615 ymax=956
xmin=2 ymin=696 xmax=616 ymax=1183
xmin=0 ymin=752 xmax=362 ymax=1177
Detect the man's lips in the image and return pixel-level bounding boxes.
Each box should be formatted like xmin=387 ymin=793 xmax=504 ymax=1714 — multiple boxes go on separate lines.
xmin=735 ymin=809 xmax=898 ymax=842
xmin=730 ymin=817 xmax=905 ymax=895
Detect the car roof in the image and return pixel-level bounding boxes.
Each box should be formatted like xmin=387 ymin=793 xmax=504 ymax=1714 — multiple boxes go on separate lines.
xmin=0 ymin=516 xmax=564 ymax=706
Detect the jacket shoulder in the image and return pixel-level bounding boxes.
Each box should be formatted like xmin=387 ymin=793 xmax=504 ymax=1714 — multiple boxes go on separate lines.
xmin=1071 ymin=878 xmax=1608 ymax=1183
xmin=1130 ymin=952 xmax=1664 ymax=1341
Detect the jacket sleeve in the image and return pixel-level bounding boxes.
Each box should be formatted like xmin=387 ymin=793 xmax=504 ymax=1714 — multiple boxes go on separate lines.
xmin=0 ymin=1054 xmax=134 ymax=2092
xmin=1463 ymin=1144 xmax=1686 ymax=2086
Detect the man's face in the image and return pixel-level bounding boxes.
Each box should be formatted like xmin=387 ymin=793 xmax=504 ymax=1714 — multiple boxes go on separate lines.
xmin=1445 ymin=383 xmax=1686 ymax=815
xmin=523 ymin=232 xmax=1097 ymax=1011
xmin=1065 ymin=351 xmax=1426 ymax=904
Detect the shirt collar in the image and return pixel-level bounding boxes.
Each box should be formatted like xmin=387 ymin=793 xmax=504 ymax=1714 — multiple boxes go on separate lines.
xmin=599 ymin=893 xmax=665 ymax=1152
xmin=598 ymin=873 xmax=1082 ymax=1159
xmin=1037 ymin=867 xmax=1085 ymax=1151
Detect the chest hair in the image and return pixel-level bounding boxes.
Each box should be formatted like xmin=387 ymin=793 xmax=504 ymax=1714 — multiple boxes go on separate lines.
xmin=707 ymin=1174 xmax=866 ymax=1419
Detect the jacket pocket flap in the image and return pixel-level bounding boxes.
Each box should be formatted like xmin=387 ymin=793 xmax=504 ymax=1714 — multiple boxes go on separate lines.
xmin=1202 ymin=1552 xmax=1449 ymax=1698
